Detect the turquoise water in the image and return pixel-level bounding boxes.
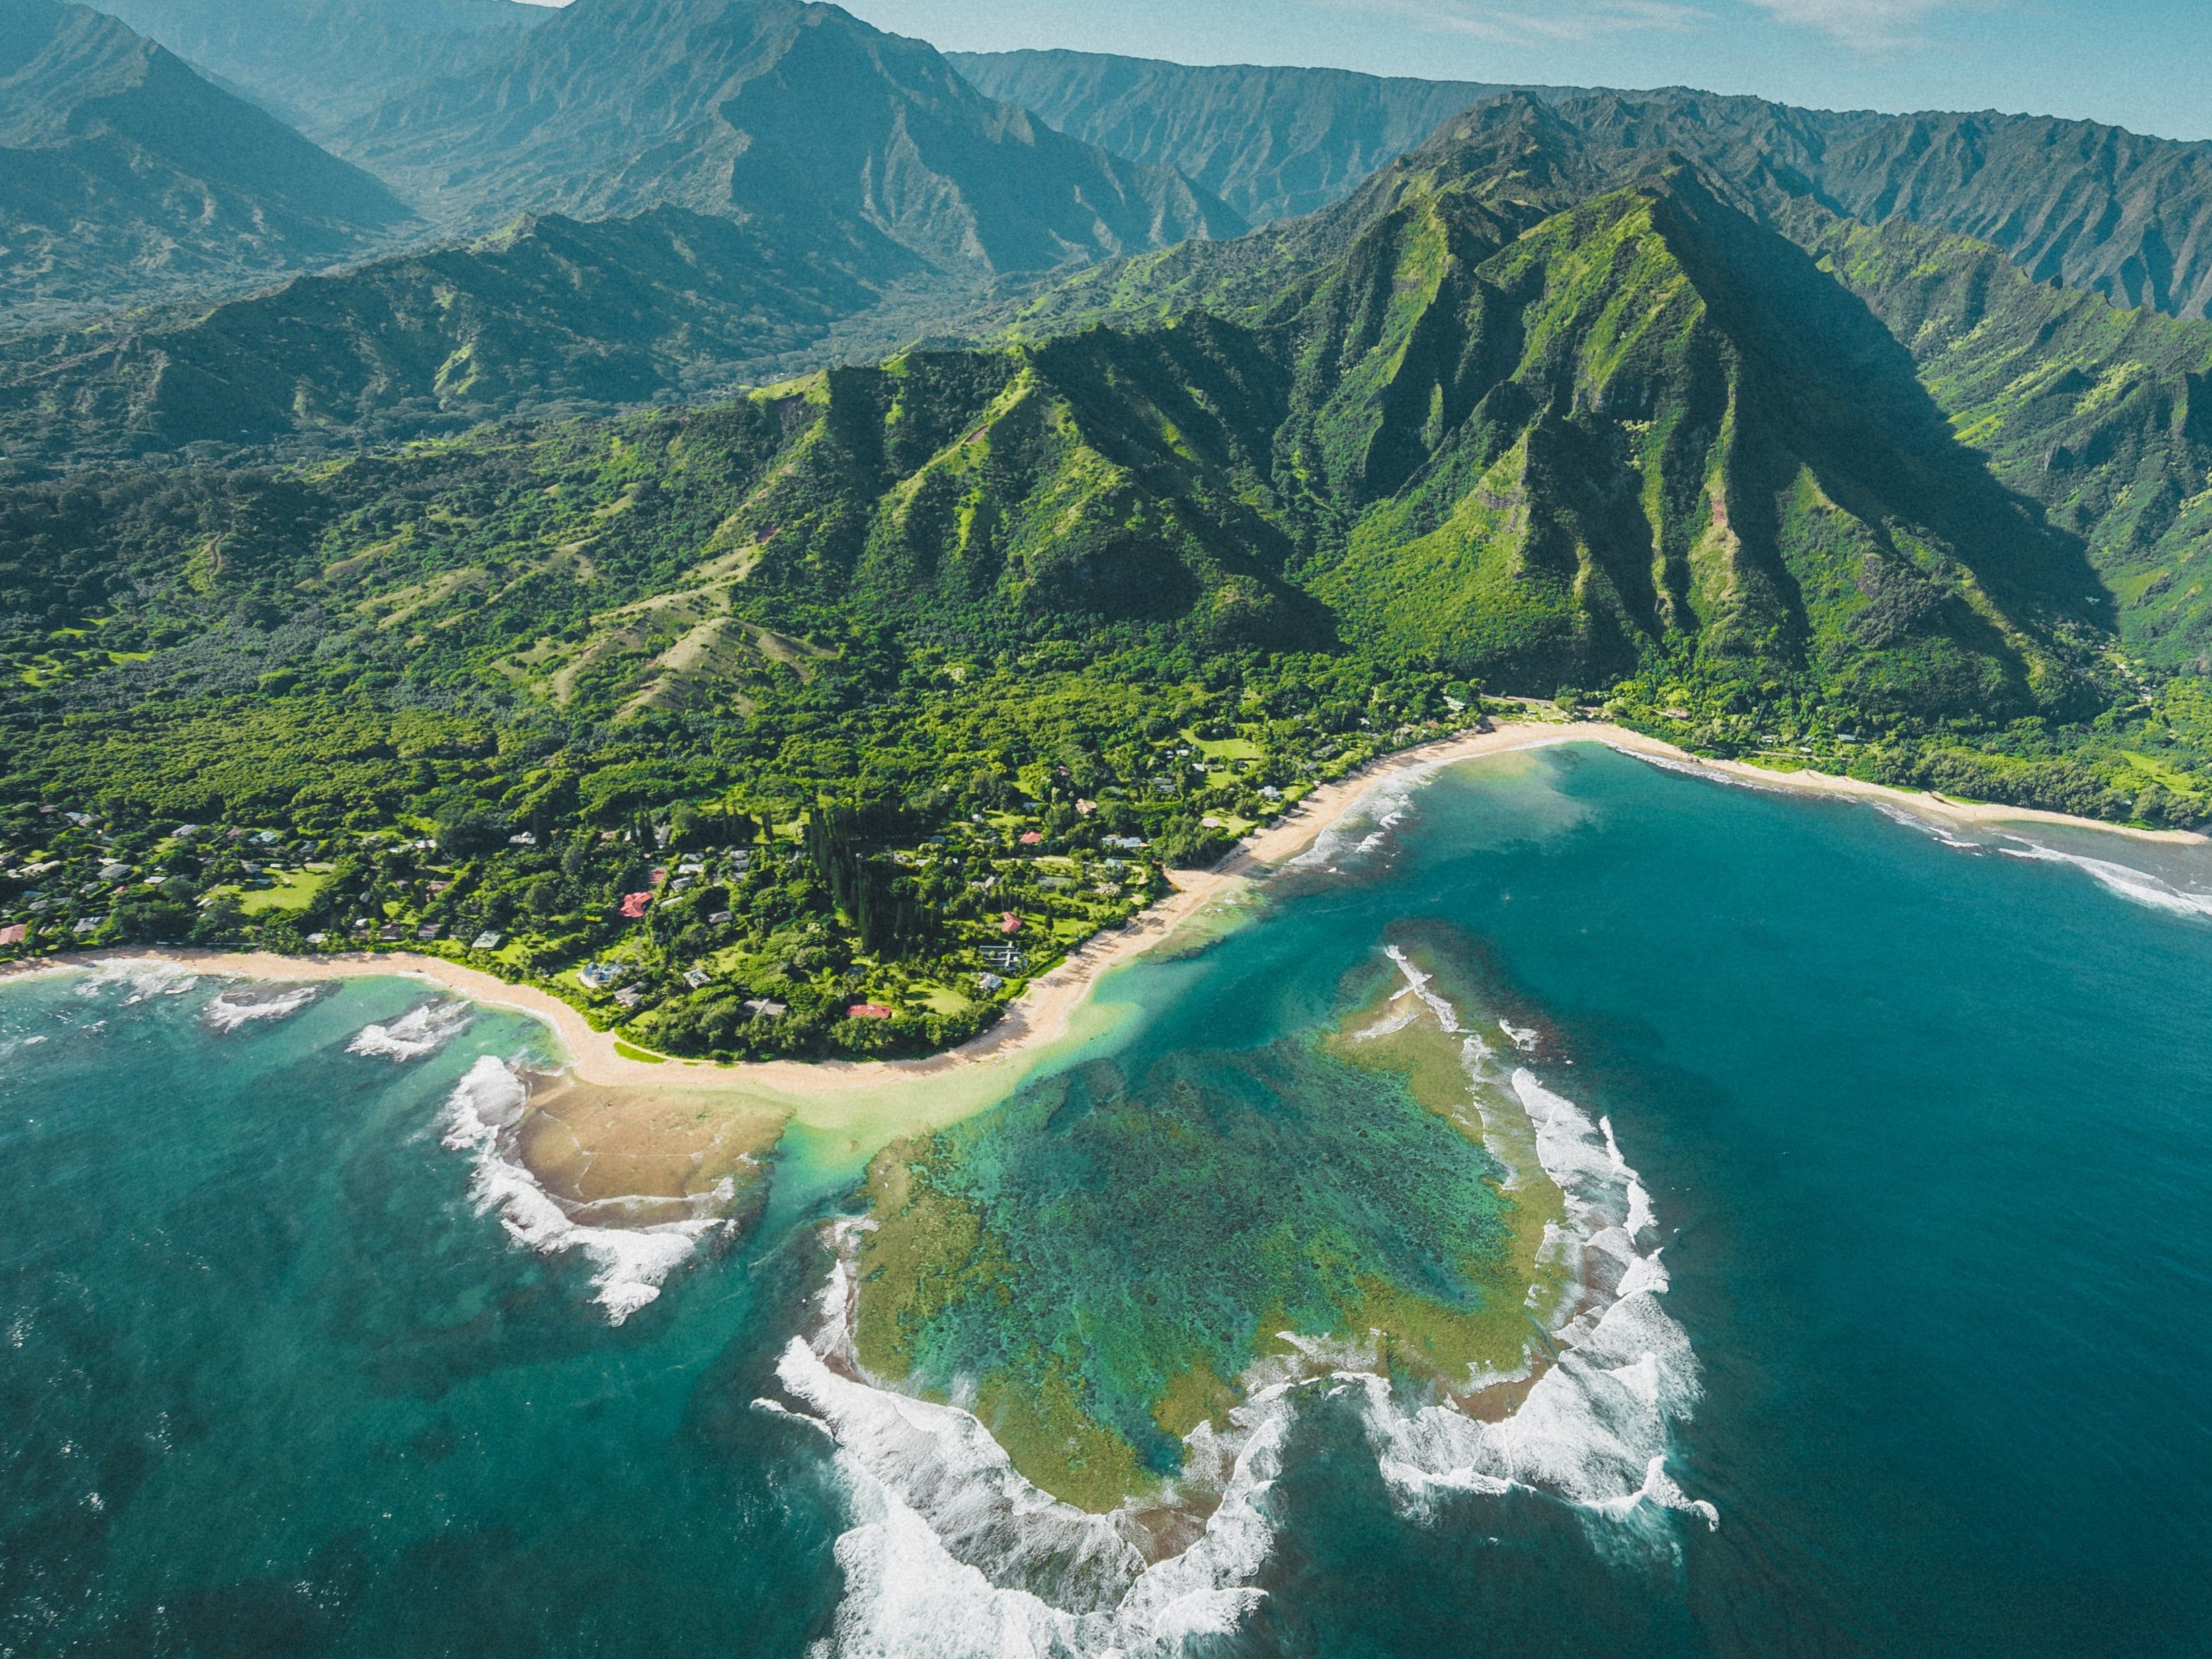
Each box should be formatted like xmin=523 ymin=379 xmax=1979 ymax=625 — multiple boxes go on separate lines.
xmin=6 ymin=744 xmax=2211 ymax=1655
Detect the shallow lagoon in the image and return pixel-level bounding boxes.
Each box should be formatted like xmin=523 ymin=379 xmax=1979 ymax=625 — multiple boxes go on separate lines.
xmin=5 ymin=743 xmax=2209 ymax=1656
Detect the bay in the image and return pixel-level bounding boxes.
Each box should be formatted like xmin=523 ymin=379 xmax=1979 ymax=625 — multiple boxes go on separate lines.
xmin=5 ymin=743 xmax=2209 ymax=1656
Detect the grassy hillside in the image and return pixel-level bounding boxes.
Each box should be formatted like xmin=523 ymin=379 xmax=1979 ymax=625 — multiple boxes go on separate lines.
xmin=0 ymin=207 xmax=910 ymax=461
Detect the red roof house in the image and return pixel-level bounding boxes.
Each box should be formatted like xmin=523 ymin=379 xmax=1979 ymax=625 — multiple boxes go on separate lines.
xmin=998 ymin=911 xmax=1022 ymax=934
xmin=847 ymin=1003 xmax=893 ymax=1020
xmin=618 ymin=891 xmax=653 ymax=919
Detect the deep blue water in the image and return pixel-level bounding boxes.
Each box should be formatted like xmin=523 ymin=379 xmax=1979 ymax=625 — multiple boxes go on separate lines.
xmin=5 ymin=743 xmax=2209 ymax=1656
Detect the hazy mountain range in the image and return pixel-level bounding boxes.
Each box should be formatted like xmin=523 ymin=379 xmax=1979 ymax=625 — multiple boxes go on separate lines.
xmin=94 ymin=0 xmax=547 ymax=133
xmin=0 ymin=0 xmax=411 ymax=329
xmin=948 ymin=48 xmax=1577 ymax=225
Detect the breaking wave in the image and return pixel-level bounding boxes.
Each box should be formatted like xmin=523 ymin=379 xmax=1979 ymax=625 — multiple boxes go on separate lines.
xmin=347 ymin=999 xmax=473 ymax=1061
xmin=1283 ymin=761 xmax=1446 ymax=873
xmin=75 ymin=958 xmax=199 ymax=1004
xmin=770 ymin=950 xmax=1713 ymax=1655
xmin=202 ymin=983 xmax=324 ymax=1033
xmin=1998 ymin=841 xmax=2212 ymax=922
xmin=438 ymin=1056 xmax=724 ymax=1324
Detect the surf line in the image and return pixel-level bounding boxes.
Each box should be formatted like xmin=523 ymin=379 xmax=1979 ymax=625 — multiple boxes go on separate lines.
xmin=755 ymin=949 xmax=1716 ymax=1655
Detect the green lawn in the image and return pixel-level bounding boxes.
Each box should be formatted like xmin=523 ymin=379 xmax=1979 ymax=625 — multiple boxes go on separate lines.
xmin=237 ymin=869 xmax=331 ymax=914
xmin=1185 ymin=729 xmax=1262 ymax=761
xmin=2115 ymin=750 xmax=2204 ymax=795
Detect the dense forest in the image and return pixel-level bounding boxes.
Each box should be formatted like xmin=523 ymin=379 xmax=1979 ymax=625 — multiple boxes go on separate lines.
xmin=7 ymin=85 xmax=2212 ymax=1063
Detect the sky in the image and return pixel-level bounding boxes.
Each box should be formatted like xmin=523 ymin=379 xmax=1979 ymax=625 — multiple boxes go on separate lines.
xmin=829 ymin=0 xmax=2212 ymax=143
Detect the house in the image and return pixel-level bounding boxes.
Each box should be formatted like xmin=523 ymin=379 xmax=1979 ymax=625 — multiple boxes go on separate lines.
xmin=979 ymin=944 xmax=1026 ymax=972
xmin=613 ymin=987 xmax=643 ymax=1010
xmin=1018 ymin=830 xmax=1042 ymax=845
xmin=684 ymin=968 xmax=712 ymax=989
xmin=472 ymin=931 xmax=503 ymax=950
xmin=1258 ymin=786 xmax=1282 ymax=801
xmin=745 ymin=998 xmax=787 ymax=1018
xmin=415 ymin=925 xmax=440 ymax=941
xmin=617 ymin=891 xmax=653 ymax=919
xmin=379 ymin=924 xmax=404 ymax=941
xmin=847 ymin=1003 xmax=892 ymax=1020
xmin=0 ymin=924 xmax=28 ymax=944
xmin=578 ymin=961 xmax=624 ymax=990
xmin=975 ymin=971 xmax=1004 ymax=992
xmin=997 ymin=911 xmax=1022 ymax=934
xmin=73 ymin=917 xmax=101 ymax=936
xmin=708 ymin=910 xmax=733 ymax=925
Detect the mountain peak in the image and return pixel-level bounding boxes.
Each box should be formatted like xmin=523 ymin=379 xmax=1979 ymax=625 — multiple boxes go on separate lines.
xmin=0 ymin=0 xmax=411 ymax=327
xmin=345 ymin=0 xmax=1243 ymax=277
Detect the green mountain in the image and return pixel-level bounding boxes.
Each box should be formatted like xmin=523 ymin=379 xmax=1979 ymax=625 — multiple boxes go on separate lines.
xmin=95 ymin=0 xmax=549 ymax=135
xmin=342 ymin=0 xmax=1243 ymax=274
xmin=0 ymin=0 xmax=413 ymax=330
xmin=956 ymin=52 xmax=2212 ymax=324
xmin=12 ymin=136 xmax=2212 ymax=1037
xmin=1539 ymin=90 xmax=2212 ymax=321
xmin=1776 ymin=203 xmax=2212 ymax=674
xmin=948 ymin=48 xmax=1574 ymax=225
xmin=9 ymin=60 xmax=2212 ymax=1014
xmin=0 ymin=206 xmax=909 ymax=459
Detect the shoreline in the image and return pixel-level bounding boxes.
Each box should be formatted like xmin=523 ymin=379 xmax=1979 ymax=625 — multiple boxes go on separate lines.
xmin=7 ymin=720 xmax=2200 ymax=1100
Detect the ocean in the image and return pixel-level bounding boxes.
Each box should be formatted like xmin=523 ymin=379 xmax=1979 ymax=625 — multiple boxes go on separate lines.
xmin=5 ymin=742 xmax=2209 ymax=1657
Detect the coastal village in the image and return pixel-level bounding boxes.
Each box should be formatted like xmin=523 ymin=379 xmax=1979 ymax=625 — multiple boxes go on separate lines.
xmin=0 ymin=698 xmax=1498 ymax=1060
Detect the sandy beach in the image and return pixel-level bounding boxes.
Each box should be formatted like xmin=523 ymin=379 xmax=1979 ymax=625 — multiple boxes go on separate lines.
xmin=13 ymin=719 xmax=2201 ymax=1108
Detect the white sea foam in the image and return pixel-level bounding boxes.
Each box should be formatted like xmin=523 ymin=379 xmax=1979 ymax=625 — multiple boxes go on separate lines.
xmin=778 ymin=1330 xmax=1298 ymax=1658
xmin=438 ymin=1056 xmax=721 ymax=1324
xmin=786 ymin=945 xmax=1715 ymax=1650
xmin=74 ymin=958 xmax=199 ymax=1004
xmin=1355 ymin=950 xmax=1713 ymax=1539
xmin=1383 ymin=944 xmax=1461 ymax=1033
xmin=1284 ymin=764 xmax=1445 ymax=873
xmin=787 ymin=942 xmax=1716 ymax=1654
xmin=1998 ymin=841 xmax=2212 ymax=921
xmin=202 ymin=983 xmax=323 ymax=1034
xmin=347 ymin=999 xmax=473 ymax=1061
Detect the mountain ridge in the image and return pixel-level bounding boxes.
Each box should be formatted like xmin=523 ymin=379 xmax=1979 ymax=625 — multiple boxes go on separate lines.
xmin=340 ymin=0 xmax=1244 ymax=276
xmin=949 ymin=47 xmax=1578 ymax=225
xmin=953 ymin=50 xmax=2212 ymax=322
xmin=0 ymin=205 xmax=900 ymax=458
xmin=0 ymin=0 xmax=413 ymax=330
xmin=92 ymin=0 xmax=550 ymax=134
